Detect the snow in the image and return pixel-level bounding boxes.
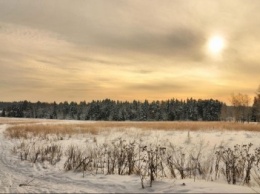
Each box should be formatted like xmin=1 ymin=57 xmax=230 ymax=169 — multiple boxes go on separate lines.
xmin=0 ymin=118 xmax=260 ymax=193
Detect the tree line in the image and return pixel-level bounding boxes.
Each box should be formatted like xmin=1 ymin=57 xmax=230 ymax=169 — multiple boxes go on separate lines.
xmin=252 ymin=86 xmax=260 ymax=122
xmin=0 ymin=98 xmax=223 ymax=121
xmin=1 ymin=85 xmax=259 ymax=122
xmin=220 ymin=86 xmax=260 ymax=122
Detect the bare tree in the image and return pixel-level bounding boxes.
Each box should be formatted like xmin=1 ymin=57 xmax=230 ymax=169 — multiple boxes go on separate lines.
xmin=230 ymin=93 xmax=251 ymax=122
xmin=220 ymin=104 xmax=233 ymax=121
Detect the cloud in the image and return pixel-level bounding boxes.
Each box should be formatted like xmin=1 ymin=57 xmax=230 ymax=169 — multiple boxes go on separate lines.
xmin=1 ymin=0 xmax=260 ymax=102
xmin=0 ymin=0 xmax=206 ymax=62
xmin=125 ymin=82 xmax=188 ymax=92
xmin=96 ymin=27 xmax=206 ymax=62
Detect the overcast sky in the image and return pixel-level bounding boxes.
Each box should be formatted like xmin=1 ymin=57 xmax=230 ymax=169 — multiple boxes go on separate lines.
xmin=0 ymin=0 xmax=260 ymax=103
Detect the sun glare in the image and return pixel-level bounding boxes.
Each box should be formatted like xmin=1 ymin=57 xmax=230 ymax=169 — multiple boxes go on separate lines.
xmin=208 ymin=35 xmax=225 ymax=55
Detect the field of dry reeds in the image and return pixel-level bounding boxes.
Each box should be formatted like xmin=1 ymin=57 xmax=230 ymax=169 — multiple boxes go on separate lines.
xmin=0 ymin=117 xmax=59 ymax=125
xmin=2 ymin=118 xmax=260 ymax=139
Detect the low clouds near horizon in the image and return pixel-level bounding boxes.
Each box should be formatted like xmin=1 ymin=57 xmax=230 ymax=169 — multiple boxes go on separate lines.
xmin=0 ymin=0 xmax=260 ymax=104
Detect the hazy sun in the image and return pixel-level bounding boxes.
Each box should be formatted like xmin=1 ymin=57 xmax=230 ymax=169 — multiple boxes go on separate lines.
xmin=207 ymin=35 xmax=225 ymax=55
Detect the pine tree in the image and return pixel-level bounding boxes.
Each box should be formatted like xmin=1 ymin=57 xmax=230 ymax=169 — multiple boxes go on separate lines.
xmin=1 ymin=108 xmax=6 ymax=117
xmin=252 ymin=86 xmax=260 ymax=122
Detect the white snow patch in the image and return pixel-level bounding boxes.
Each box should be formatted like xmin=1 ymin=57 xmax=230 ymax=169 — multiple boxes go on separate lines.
xmin=0 ymin=119 xmax=260 ymax=193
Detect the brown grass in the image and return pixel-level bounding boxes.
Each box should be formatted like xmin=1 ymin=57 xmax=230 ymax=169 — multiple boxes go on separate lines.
xmin=5 ymin=123 xmax=99 ymax=139
xmin=0 ymin=117 xmax=58 ymax=125
xmin=92 ymin=121 xmax=260 ymax=131
xmin=3 ymin=119 xmax=260 ymax=139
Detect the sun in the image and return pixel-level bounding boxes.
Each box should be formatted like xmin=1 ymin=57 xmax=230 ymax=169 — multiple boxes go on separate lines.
xmin=207 ymin=35 xmax=225 ymax=55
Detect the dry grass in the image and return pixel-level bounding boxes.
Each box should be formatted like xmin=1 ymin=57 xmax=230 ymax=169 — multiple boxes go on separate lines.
xmin=5 ymin=123 xmax=100 ymax=139
xmin=3 ymin=119 xmax=260 ymax=139
xmin=91 ymin=121 xmax=260 ymax=131
xmin=0 ymin=117 xmax=58 ymax=125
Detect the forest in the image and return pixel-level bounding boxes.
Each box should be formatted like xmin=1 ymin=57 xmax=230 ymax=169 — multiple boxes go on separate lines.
xmin=0 ymin=99 xmax=223 ymax=121
xmin=0 ymin=95 xmax=259 ymax=122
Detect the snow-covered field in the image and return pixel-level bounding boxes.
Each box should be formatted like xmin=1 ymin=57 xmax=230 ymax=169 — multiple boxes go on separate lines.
xmin=0 ymin=118 xmax=260 ymax=193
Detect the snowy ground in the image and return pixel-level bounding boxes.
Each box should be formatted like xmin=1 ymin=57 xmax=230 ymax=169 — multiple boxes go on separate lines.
xmin=0 ymin=118 xmax=260 ymax=193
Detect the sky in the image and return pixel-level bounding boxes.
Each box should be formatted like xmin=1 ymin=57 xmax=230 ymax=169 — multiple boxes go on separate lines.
xmin=0 ymin=0 xmax=260 ymax=104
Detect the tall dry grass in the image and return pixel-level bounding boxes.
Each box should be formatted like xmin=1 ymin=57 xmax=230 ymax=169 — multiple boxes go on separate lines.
xmin=3 ymin=120 xmax=260 ymax=139
xmin=0 ymin=117 xmax=59 ymax=125
xmin=5 ymin=123 xmax=99 ymax=139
